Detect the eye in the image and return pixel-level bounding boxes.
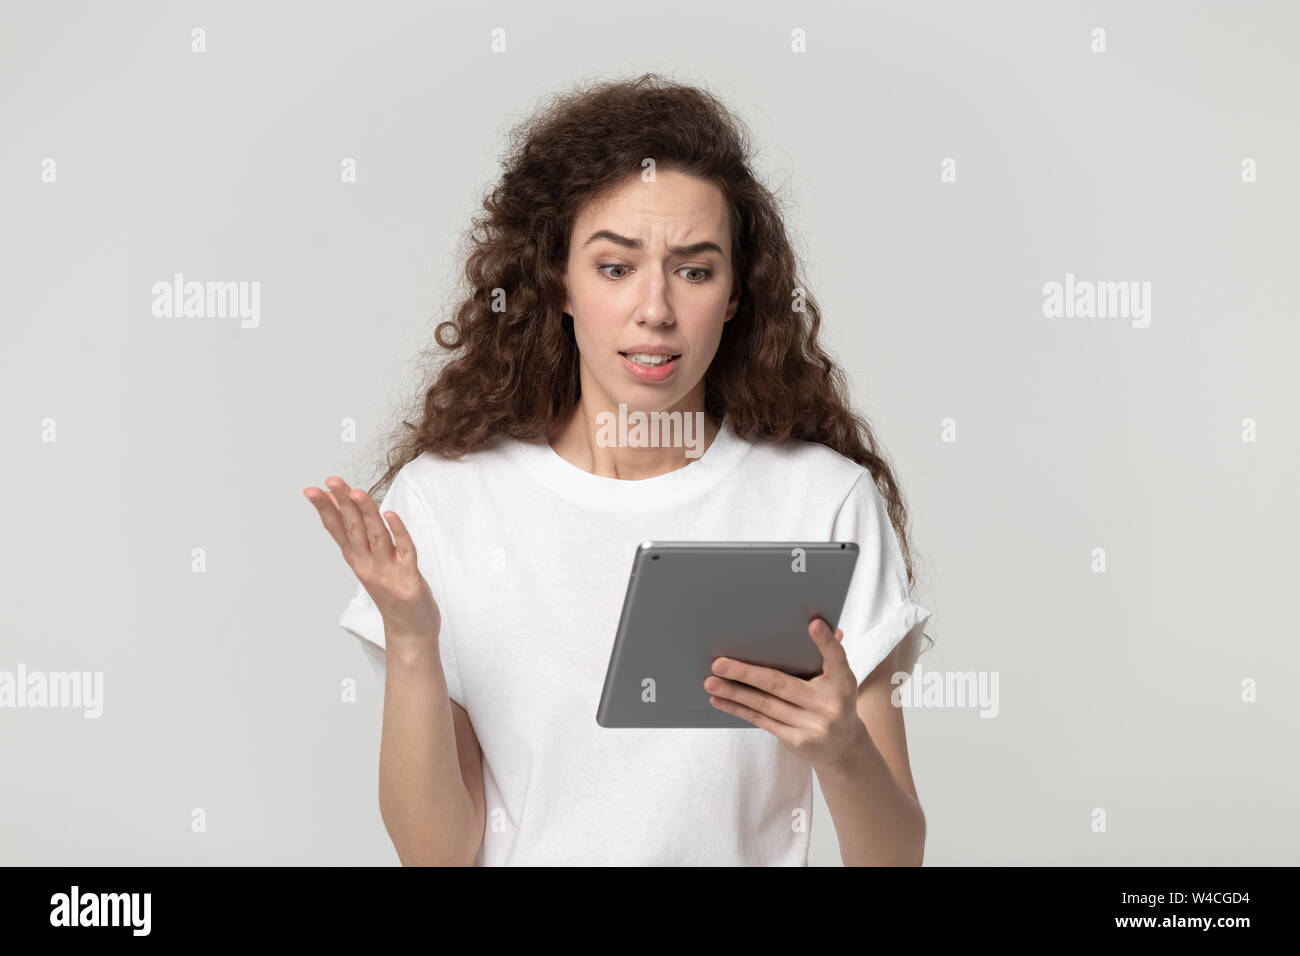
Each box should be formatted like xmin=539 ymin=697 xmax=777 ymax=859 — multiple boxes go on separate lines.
xmin=597 ymin=264 xmax=630 ymax=280
xmin=596 ymin=264 xmax=715 ymax=283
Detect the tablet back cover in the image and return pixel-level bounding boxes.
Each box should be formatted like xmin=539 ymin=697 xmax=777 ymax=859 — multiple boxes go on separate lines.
xmin=596 ymin=542 xmax=858 ymax=728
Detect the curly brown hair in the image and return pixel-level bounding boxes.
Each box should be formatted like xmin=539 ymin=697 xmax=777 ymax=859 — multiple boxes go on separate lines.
xmin=368 ymin=72 xmax=931 ymax=644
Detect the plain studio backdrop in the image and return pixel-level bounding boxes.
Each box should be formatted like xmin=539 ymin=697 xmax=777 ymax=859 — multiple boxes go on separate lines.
xmin=1 ymin=0 xmax=1296 ymax=865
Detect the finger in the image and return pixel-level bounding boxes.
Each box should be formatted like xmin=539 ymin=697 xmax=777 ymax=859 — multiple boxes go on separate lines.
xmin=711 ymin=655 xmax=817 ymax=709
xmin=349 ymin=486 xmax=396 ymax=562
xmin=324 ymin=477 xmax=371 ymax=556
xmin=303 ymin=487 xmax=353 ymax=553
xmin=704 ymin=675 xmax=816 ymax=729
xmin=808 ymin=617 xmax=848 ymax=670
xmin=385 ymin=509 xmax=418 ymax=563
xmin=708 ymin=692 xmax=796 ymax=742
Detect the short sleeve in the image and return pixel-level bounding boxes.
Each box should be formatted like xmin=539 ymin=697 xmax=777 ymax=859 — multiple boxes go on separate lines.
xmin=831 ymin=470 xmax=933 ymax=687
xmin=337 ymin=466 xmax=465 ymax=708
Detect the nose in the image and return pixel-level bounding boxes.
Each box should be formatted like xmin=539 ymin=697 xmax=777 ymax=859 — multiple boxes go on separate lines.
xmin=635 ymin=273 xmax=675 ymax=327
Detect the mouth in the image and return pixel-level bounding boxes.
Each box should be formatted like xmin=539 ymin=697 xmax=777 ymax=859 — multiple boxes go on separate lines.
xmin=619 ymin=351 xmax=681 ymax=366
xmin=619 ymin=351 xmax=682 ymax=381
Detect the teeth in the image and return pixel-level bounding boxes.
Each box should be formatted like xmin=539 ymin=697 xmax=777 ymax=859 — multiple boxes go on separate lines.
xmin=626 ymin=353 xmax=675 ymax=366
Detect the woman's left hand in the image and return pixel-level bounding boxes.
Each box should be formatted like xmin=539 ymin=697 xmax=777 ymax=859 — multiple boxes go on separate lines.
xmin=705 ymin=617 xmax=868 ymax=770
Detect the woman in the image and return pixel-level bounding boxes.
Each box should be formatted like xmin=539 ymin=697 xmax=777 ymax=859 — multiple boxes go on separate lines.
xmin=304 ymin=74 xmax=934 ymax=866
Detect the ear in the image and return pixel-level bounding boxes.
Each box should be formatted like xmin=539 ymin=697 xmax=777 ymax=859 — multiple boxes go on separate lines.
xmin=724 ymin=287 xmax=741 ymax=322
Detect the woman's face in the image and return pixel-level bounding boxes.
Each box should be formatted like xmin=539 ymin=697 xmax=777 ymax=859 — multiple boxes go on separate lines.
xmin=563 ymin=169 xmax=740 ymax=415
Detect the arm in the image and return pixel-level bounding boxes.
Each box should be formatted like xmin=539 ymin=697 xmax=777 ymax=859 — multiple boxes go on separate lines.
xmin=814 ymin=633 xmax=927 ymax=866
xmin=306 ymin=475 xmax=486 ymax=866
xmin=379 ymin=633 xmax=486 ymax=867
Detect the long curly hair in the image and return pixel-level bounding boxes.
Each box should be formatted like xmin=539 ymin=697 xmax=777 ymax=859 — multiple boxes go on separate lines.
xmin=368 ymin=72 xmax=932 ymax=648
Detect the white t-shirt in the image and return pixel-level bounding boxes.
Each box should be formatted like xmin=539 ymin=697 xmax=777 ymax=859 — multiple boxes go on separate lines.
xmin=338 ymin=414 xmax=932 ymax=866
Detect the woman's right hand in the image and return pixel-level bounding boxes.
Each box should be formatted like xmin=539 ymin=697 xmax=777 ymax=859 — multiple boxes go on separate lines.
xmin=304 ymin=476 xmax=442 ymax=651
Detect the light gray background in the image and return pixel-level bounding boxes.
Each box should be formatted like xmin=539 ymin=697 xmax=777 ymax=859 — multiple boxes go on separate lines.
xmin=2 ymin=1 xmax=1296 ymax=865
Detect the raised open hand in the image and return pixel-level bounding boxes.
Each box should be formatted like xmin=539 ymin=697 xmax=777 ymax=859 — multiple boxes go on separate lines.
xmin=303 ymin=476 xmax=441 ymax=650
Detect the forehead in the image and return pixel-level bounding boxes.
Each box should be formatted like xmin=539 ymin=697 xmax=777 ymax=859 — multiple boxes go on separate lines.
xmin=574 ymin=170 xmax=728 ymax=234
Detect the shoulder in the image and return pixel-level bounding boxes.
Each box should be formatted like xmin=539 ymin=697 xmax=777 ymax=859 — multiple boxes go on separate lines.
xmin=739 ymin=430 xmax=867 ymax=501
xmin=390 ymin=433 xmax=520 ymax=494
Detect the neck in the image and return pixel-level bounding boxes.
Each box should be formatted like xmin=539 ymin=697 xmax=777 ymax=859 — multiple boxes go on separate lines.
xmin=548 ymin=396 xmax=720 ymax=480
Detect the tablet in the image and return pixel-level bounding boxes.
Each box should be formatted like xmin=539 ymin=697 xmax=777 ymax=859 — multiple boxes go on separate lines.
xmin=596 ymin=541 xmax=859 ymax=728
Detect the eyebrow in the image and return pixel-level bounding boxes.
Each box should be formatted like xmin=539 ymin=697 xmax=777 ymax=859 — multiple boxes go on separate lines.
xmin=581 ymin=229 xmax=725 ymax=258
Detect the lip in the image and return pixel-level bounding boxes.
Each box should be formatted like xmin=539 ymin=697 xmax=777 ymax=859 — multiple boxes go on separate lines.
xmin=620 ymin=352 xmax=681 ymax=382
xmin=619 ymin=344 xmax=682 ymax=356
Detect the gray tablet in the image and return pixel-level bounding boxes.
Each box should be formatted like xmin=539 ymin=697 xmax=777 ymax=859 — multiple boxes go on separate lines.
xmin=596 ymin=541 xmax=859 ymax=728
